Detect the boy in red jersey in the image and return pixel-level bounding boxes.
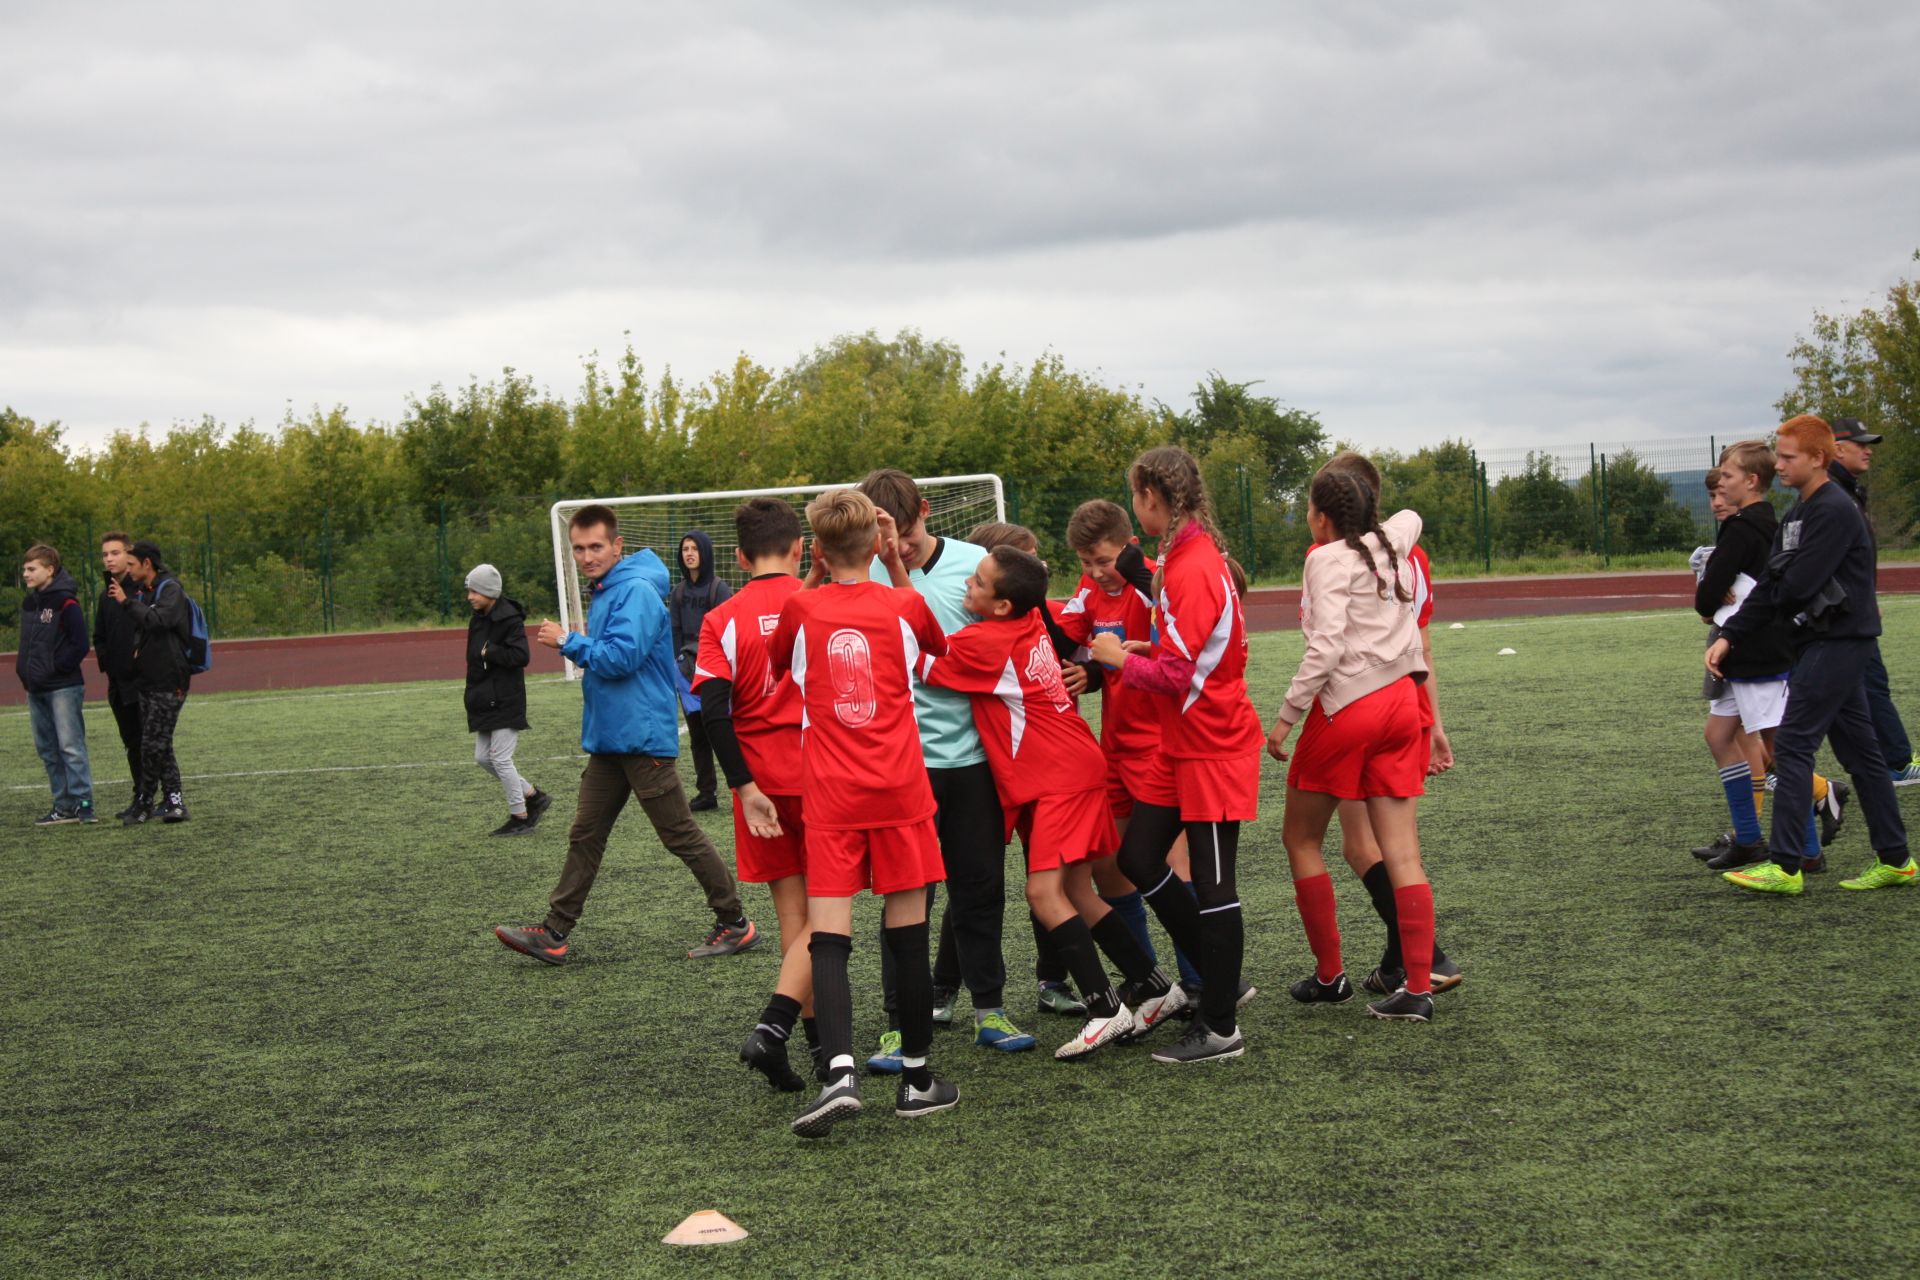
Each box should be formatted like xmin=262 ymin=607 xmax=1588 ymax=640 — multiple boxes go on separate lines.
xmin=770 ymin=489 xmax=958 ymax=1137
xmin=919 ymin=547 xmax=1179 ymax=1058
xmin=1087 ymin=447 xmax=1266 ymax=1063
xmin=691 ymin=497 xmax=820 ymax=1093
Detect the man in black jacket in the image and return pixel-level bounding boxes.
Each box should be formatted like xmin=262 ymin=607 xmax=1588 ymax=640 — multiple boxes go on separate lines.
xmin=113 ymin=541 xmax=192 ymax=825
xmin=94 ymin=531 xmax=146 ymax=817
xmin=1708 ymin=417 xmax=1913 ymax=893
xmin=17 ymin=544 xmax=95 ymax=824
xmin=1827 ymin=418 xmax=1920 ymax=784
xmin=464 ymin=563 xmax=550 ymax=837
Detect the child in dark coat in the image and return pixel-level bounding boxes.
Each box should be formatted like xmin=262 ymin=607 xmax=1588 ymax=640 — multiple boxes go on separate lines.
xmin=465 ymin=564 xmax=550 ymax=836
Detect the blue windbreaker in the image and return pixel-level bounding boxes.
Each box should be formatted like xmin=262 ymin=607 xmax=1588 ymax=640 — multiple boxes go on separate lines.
xmin=560 ymin=548 xmax=681 ymax=757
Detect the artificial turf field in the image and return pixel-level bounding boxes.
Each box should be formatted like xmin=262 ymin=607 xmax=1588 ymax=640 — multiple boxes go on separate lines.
xmin=4 ymin=602 xmax=1918 ymax=1279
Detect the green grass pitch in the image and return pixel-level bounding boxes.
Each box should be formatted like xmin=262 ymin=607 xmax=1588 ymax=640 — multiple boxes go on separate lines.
xmin=4 ymin=602 xmax=1918 ymax=1278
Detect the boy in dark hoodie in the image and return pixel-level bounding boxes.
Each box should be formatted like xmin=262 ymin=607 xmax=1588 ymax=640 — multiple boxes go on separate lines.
xmin=114 ymin=541 xmax=192 ymax=825
xmin=94 ymin=532 xmax=146 ymax=816
xmin=464 ymin=563 xmax=551 ymax=837
xmin=670 ymin=530 xmax=733 ymax=810
xmin=17 ymin=544 xmax=95 ymax=824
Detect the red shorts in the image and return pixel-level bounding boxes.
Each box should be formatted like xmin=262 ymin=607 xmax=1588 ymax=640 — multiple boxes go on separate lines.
xmin=1105 ymin=751 xmax=1178 ymax=820
xmin=806 ymin=817 xmax=946 ymax=897
xmin=1287 ymin=677 xmax=1426 ymax=801
xmin=1009 ymin=788 xmax=1120 ymax=872
xmin=1169 ymin=749 xmax=1263 ymax=823
xmin=733 ymin=791 xmax=806 ymax=884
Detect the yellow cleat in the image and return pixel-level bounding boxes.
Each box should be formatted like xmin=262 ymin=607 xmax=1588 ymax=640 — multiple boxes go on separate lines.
xmin=1839 ymin=857 xmax=1918 ymax=891
xmin=1723 ymin=862 xmax=1803 ymax=895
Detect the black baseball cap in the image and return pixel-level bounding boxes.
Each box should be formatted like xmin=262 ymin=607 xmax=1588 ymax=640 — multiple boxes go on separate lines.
xmin=1830 ymin=417 xmax=1883 ymax=444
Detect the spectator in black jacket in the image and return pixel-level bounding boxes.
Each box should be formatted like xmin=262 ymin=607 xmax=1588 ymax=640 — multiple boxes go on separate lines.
xmin=1690 ymin=442 xmax=1842 ymax=872
xmin=464 ymin=563 xmax=550 ymax=837
xmin=94 ymin=531 xmax=146 ymax=817
xmin=1828 ymin=417 xmax=1919 ymax=784
xmin=17 ymin=544 xmax=95 ymax=824
xmin=114 ymin=541 xmax=192 ymax=825
xmin=670 ymin=530 xmax=732 ymax=811
xmin=1709 ymin=416 xmax=1912 ymax=893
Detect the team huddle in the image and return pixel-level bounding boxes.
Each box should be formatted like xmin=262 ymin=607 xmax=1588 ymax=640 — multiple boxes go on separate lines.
xmin=493 ymin=443 xmax=1459 ymax=1139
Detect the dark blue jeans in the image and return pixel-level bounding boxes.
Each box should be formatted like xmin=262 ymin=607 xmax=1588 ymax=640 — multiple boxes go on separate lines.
xmin=1863 ymin=640 xmax=1913 ymax=769
xmin=1770 ymin=639 xmax=1910 ymax=871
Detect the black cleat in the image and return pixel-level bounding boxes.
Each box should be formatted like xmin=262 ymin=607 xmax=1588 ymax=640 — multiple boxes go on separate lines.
xmin=524 ymin=788 xmax=553 ymax=827
xmin=792 ymin=1075 xmax=861 ymax=1138
xmin=157 ymin=793 xmax=189 ymax=824
xmin=1801 ymin=854 xmax=1827 ymax=875
xmin=489 ymin=815 xmax=536 ymax=837
xmin=895 ymin=1074 xmax=960 ymax=1119
xmin=1706 ymin=839 xmax=1768 ymax=871
xmin=122 ymin=802 xmax=154 ymax=827
xmin=1367 ymin=988 xmax=1434 ymax=1022
xmin=1818 ymin=780 xmax=1849 ymax=848
xmin=1692 ymin=831 xmax=1735 ymax=860
xmin=741 ymin=1029 xmax=806 ymax=1092
xmin=1289 ymin=972 xmax=1354 ymax=1004
xmin=1429 ymin=956 xmax=1465 ymax=993
xmin=689 ymin=792 xmax=719 ymax=813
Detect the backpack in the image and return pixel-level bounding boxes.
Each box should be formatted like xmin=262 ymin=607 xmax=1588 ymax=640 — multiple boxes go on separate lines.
xmin=165 ymin=578 xmax=213 ymax=674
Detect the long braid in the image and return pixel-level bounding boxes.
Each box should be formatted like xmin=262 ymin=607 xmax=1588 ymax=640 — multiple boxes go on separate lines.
xmin=1128 ymin=445 xmax=1229 ymax=558
xmin=1310 ymin=469 xmax=1411 ymax=602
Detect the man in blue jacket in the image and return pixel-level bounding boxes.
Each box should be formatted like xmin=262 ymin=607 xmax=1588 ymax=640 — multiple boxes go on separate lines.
xmin=17 ymin=544 xmax=95 ymax=824
xmin=494 ymin=504 xmax=758 ymax=964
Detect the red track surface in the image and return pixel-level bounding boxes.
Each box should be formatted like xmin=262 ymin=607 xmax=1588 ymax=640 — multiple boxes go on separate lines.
xmin=8 ymin=566 xmax=1917 ymax=705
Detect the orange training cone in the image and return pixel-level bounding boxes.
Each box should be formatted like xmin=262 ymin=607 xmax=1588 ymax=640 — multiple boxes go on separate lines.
xmin=663 ymin=1210 xmax=749 ymax=1246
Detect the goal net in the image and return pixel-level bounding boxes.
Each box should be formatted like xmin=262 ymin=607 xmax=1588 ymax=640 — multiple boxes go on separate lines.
xmin=548 ymin=474 xmax=1005 ymax=677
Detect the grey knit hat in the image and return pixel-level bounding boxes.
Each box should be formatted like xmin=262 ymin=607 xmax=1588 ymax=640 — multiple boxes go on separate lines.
xmin=465 ymin=563 xmax=503 ymax=598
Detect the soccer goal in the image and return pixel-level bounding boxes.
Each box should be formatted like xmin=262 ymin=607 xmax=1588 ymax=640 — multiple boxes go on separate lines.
xmin=548 ymin=474 xmax=1006 ymax=677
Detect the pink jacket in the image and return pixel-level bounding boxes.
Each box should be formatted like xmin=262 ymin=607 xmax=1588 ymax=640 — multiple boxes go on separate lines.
xmin=1279 ymin=509 xmax=1428 ymax=722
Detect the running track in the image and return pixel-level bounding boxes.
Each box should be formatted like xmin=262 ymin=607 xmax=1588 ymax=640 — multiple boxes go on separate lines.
xmin=8 ymin=567 xmax=1917 ymax=706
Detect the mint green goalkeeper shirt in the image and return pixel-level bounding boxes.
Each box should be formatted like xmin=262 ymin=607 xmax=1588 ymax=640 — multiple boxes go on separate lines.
xmin=874 ymin=537 xmax=988 ymax=770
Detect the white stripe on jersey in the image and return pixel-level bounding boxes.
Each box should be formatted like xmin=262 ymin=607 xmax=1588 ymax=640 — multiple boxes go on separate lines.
xmin=1158 ymin=591 xmax=1195 ymax=660
xmin=791 ymin=622 xmax=809 ymax=731
xmin=994 ymin=656 xmax=1026 ymax=756
xmin=693 ymin=615 xmax=738 ymax=684
xmin=898 ymin=617 xmax=924 ymax=715
xmin=1411 ymin=556 xmax=1430 ymax=619
xmin=1060 ymin=588 xmax=1091 ymax=618
xmin=1182 ymin=572 xmax=1237 ymax=714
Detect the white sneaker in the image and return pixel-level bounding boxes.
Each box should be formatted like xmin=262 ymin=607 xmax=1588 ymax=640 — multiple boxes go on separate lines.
xmin=1055 ymin=1006 xmax=1135 ymax=1059
xmin=1132 ymin=981 xmax=1189 ymax=1035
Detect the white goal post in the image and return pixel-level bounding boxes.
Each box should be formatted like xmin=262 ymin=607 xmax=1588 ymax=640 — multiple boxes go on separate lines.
xmin=549 ymin=474 xmax=1006 ymax=678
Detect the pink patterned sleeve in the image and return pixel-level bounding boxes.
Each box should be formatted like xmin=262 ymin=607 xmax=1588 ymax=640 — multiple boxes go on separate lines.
xmin=1119 ymin=649 xmax=1194 ymax=697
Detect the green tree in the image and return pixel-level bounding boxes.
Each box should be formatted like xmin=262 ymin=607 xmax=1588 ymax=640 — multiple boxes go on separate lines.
xmin=1778 ymin=251 xmax=1920 ymax=544
xmin=1492 ymin=453 xmax=1582 ymax=555
xmin=1170 ymin=373 xmax=1326 ymax=506
xmin=1593 ymin=450 xmax=1699 ymax=554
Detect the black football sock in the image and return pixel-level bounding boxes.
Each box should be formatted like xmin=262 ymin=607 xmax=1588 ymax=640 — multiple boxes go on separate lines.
xmin=1118 ymin=803 xmax=1204 ymax=957
xmin=1088 ymin=909 xmax=1159 ymax=986
xmin=883 ymin=920 xmax=934 ymax=1089
xmin=1046 ymin=918 xmax=1120 ymax=1017
xmin=1032 ymin=911 xmax=1069 ymax=985
xmin=801 ymin=1017 xmax=820 ymax=1051
xmin=757 ymin=993 xmax=801 ymax=1042
xmin=1198 ymin=906 xmax=1245 ymax=1033
xmin=808 ymin=932 xmax=856 ymax=1083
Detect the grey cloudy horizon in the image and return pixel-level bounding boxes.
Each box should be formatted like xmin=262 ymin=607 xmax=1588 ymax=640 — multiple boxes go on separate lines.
xmin=4 ymin=1 xmax=1916 ymax=458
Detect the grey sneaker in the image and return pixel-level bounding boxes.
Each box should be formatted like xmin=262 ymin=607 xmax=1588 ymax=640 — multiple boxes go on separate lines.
xmin=894 ymin=1074 xmax=959 ymax=1119
xmin=792 ymin=1076 xmax=862 ymax=1138
xmin=1150 ymin=1020 xmax=1245 ymax=1064
xmin=688 ymin=919 xmax=761 ymax=958
xmin=34 ymin=809 xmax=80 ymax=826
xmin=1367 ymin=987 xmax=1435 ymax=1022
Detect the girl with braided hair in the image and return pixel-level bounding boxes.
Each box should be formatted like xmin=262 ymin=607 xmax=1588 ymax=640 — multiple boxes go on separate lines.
xmin=1086 ymin=445 xmax=1266 ymax=1063
xmin=1268 ymin=463 xmax=1439 ymax=1021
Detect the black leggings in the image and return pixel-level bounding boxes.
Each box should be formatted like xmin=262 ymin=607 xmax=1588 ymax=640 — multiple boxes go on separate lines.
xmin=1118 ymin=802 xmax=1244 ymax=1031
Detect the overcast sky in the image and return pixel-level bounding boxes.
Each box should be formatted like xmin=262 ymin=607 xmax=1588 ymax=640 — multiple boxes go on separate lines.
xmin=4 ymin=1 xmax=1916 ymax=458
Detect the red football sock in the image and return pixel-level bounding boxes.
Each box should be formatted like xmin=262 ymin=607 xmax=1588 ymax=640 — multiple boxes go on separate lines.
xmin=1394 ymin=883 xmax=1435 ymax=996
xmin=1292 ymin=872 xmax=1343 ymax=983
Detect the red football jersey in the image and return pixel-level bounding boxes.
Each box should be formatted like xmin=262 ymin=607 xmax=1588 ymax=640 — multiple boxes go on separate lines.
xmin=691 ymin=574 xmax=805 ymax=796
xmin=1154 ymin=527 xmax=1263 ymax=760
xmin=770 ymin=580 xmax=948 ymax=831
xmin=918 ymin=611 xmax=1106 ymax=807
xmin=1055 ymin=562 xmax=1160 ymax=759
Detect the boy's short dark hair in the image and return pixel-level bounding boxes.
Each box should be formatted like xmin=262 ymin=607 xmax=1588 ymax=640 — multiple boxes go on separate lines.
xmin=569 ymin=504 xmax=621 ymax=539
xmin=1719 ymin=440 xmax=1776 ymax=491
xmin=129 ymin=540 xmax=165 ymax=571
xmin=1704 ymin=467 xmax=1723 ymax=492
xmin=735 ymin=497 xmax=803 ymax=561
xmin=858 ymin=469 xmax=923 ymax=531
xmin=1065 ymin=500 xmax=1132 ymax=552
xmin=967 ymin=522 xmax=1037 ymax=553
xmin=24 ymin=543 xmax=60 ymax=571
xmin=988 ymin=546 xmax=1049 ymax=616
xmin=100 ymin=530 xmax=133 ymax=550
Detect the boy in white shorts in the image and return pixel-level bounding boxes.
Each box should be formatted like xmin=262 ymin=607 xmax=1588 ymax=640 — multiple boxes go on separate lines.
xmin=1692 ymin=442 xmax=1844 ymax=871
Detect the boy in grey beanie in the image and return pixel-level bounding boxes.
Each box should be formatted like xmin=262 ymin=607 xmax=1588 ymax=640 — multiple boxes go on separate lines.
xmin=464 ymin=564 xmax=550 ymax=836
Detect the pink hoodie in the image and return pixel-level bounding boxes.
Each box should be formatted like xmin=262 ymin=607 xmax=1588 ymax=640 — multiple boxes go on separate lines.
xmin=1280 ymin=509 xmax=1428 ymax=722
